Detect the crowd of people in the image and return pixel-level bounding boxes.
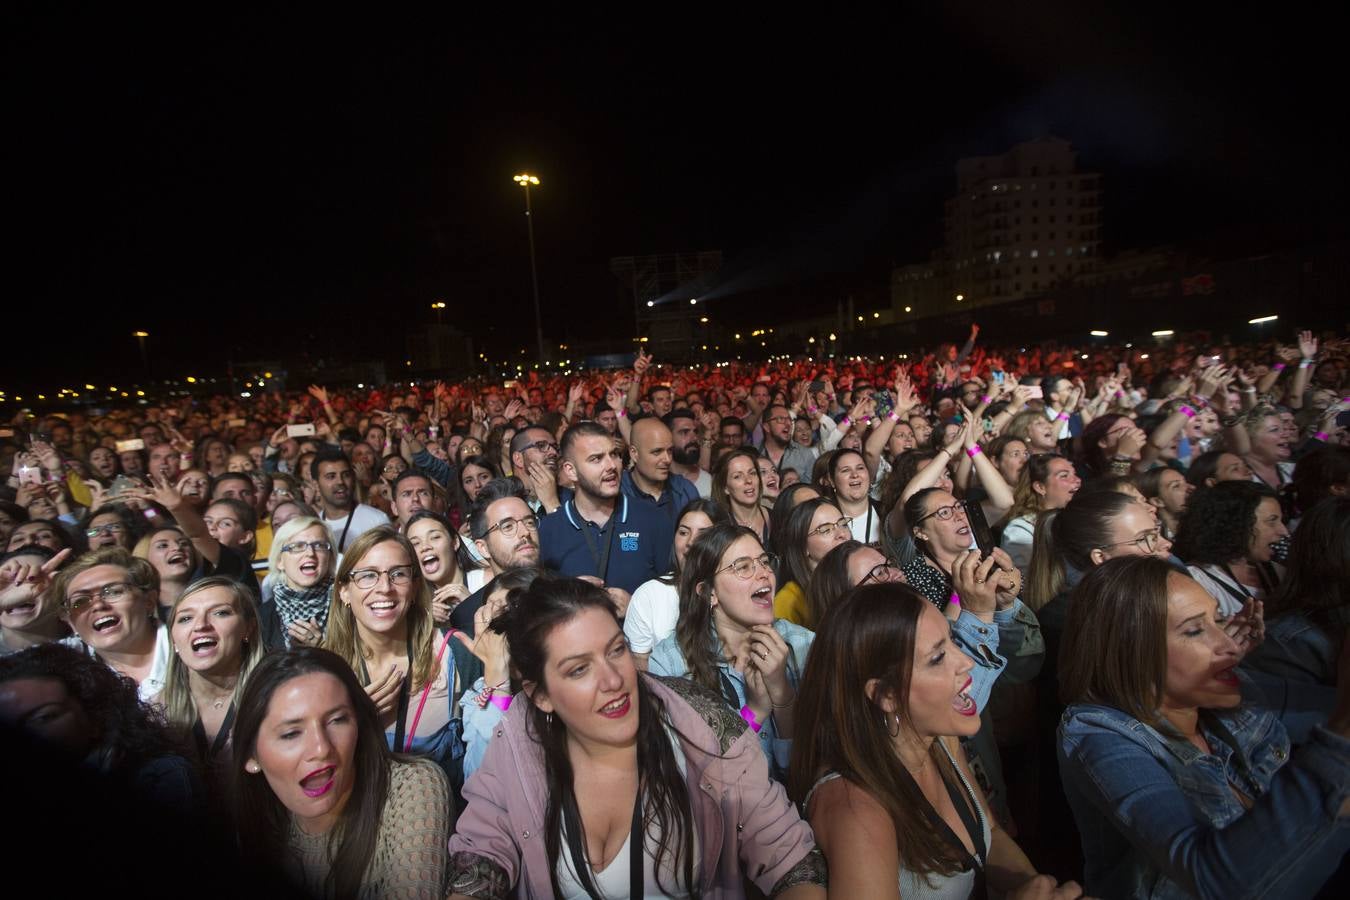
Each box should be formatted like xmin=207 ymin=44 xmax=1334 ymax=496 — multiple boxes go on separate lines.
xmin=2 ymin=324 xmax=1348 ymax=899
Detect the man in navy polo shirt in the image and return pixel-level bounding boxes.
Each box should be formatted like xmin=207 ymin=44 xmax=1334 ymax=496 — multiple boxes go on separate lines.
xmin=621 ymin=417 xmax=699 ymax=532
xmin=538 ymin=422 xmax=673 ymax=616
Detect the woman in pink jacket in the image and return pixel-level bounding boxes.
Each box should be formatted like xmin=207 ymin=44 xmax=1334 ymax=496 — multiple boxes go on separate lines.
xmin=446 ymin=574 xmax=826 ymax=899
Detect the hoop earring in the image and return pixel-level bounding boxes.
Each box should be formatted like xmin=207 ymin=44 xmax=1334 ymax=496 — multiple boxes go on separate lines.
xmin=884 ymin=711 xmax=900 ymax=738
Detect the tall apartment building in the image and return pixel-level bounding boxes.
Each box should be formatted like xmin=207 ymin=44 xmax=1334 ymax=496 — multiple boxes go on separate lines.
xmin=894 ymin=137 xmax=1102 ymax=317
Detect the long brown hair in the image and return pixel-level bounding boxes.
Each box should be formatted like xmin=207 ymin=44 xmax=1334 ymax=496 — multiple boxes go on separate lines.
xmin=231 ymin=648 xmax=390 ymax=898
xmin=490 ymin=575 xmax=697 ymax=899
xmin=789 ymin=582 xmax=973 ymax=881
xmin=323 ymin=526 xmax=437 ymax=691
xmin=675 ymin=523 xmax=763 ymax=696
xmin=1058 ymin=556 xmax=1173 ymax=727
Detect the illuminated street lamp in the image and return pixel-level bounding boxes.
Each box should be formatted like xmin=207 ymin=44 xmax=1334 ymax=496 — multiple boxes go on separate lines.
xmin=513 ymin=173 xmax=545 ymax=363
xmin=133 ymin=330 xmax=150 ymax=375
xmin=432 ymin=301 xmax=446 ymax=326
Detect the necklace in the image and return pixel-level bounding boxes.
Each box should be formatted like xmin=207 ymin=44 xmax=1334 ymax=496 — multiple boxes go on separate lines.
xmin=212 ymin=697 xmax=226 ymax=709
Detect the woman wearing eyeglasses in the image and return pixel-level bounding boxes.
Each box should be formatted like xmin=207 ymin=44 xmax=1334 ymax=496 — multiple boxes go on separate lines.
xmin=773 ymin=498 xmax=851 ymax=627
xmin=807 ymin=540 xmax=905 ymax=623
xmin=649 ymin=523 xmax=813 ymax=781
xmin=323 ymin=525 xmax=481 ymax=795
xmin=50 ymin=548 xmax=172 ymax=701
xmin=900 ymin=486 xmax=1043 ymax=828
xmin=263 ymin=515 xmax=337 ymax=650
xmin=79 ymin=503 xmax=142 ymax=552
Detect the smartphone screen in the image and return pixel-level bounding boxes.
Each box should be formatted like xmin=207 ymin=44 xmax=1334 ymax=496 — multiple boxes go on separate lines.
xmin=1025 ymin=385 xmax=1044 ymax=399
xmin=287 ymin=423 xmax=316 ymax=438
xmin=965 ymin=500 xmax=996 ymax=560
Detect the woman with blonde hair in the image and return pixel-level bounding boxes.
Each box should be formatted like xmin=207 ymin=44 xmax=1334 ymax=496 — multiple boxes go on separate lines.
xmin=159 ymin=575 xmax=267 ymax=771
xmin=263 ymin=515 xmax=337 ymax=650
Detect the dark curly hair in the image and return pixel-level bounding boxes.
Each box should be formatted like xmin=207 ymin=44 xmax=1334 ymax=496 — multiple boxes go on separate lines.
xmin=1267 ymin=497 xmax=1350 ymax=629
xmin=0 ymin=643 xmax=184 ymax=773
xmin=1173 ymin=481 xmax=1279 ymax=566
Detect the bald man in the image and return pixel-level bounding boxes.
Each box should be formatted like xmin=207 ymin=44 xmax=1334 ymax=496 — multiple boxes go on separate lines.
xmin=620 ymin=416 xmax=700 ymax=530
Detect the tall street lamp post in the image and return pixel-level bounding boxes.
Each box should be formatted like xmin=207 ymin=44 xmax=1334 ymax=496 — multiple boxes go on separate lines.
xmin=513 ymin=173 xmax=545 ymax=364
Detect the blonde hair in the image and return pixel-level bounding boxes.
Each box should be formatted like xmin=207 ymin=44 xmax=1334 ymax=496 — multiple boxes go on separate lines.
xmin=159 ymin=576 xmax=267 ymax=733
xmin=267 ymin=516 xmax=337 ymax=586
xmin=323 ymin=526 xmax=437 ymax=691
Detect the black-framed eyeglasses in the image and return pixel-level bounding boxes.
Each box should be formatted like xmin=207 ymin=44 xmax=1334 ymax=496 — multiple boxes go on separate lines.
xmin=1098 ymin=530 xmax=1164 ymax=554
xmin=808 ymin=516 xmax=854 ymax=538
xmin=282 ymin=539 xmax=332 ymax=555
xmin=716 ymin=552 xmax=778 ymax=580
xmin=346 ymin=566 xmax=417 ymax=589
xmin=65 ymin=581 xmax=137 ymax=613
xmin=485 ymin=514 xmax=539 ymax=538
xmin=916 ymin=501 xmax=967 ymax=525
xmin=522 ymin=440 xmax=559 ymax=455
xmin=859 ymin=561 xmax=902 ymax=586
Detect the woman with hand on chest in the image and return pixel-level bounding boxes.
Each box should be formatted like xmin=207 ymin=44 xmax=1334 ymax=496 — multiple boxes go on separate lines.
xmin=323 ymin=525 xmax=480 ymax=796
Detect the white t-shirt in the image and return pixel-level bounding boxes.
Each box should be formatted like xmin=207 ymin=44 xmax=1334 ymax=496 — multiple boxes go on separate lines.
xmin=85 ymin=625 xmax=172 ymax=703
xmin=623 ymin=579 xmax=680 ymax=654
xmin=322 ymin=503 xmax=391 ymax=552
xmin=673 ymin=467 xmax=713 ymax=499
xmin=846 ymin=504 xmax=882 ymax=544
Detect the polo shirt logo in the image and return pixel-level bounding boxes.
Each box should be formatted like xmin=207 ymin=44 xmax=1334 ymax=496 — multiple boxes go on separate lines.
xmin=619 ymin=532 xmax=640 ymax=552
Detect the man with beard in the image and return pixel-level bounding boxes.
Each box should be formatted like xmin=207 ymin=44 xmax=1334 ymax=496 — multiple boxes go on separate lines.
xmin=509 ymin=426 xmax=562 ymax=514
xmin=537 ymin=423 xmax=671 ymax=615
xmin=389 ymin=468 xmax=438 ymax=527
xmin=618 ymin=418 xmax=698 ymax=539
xmin=664 ymin=409 xmax=713 ymax=498
xmin=759 ymin=404 xmax=816 ymax=484
xmin=448 ymin=478 xmax=542 ymax=634
xmin=310 ymin=448 xmax=389 ymax=553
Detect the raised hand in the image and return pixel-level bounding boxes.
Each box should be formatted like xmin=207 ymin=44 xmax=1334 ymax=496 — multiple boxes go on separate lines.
xmin=567 ymin=381 xmax=586 ymax=405
xmin=1298 ymin=329 xmax=1319 ymax=361
xmin=430 ymin=583 xmax=470 ymax=626
xmin=307 ymin=384 xmax=330 ymax=406
xmin=503 ymin=398 xmax=525 ymax=420
xmin=1224 ymin=599 xmax=1265 ymax=656
xmin=633 ymin=348 xmax=653 ymax=377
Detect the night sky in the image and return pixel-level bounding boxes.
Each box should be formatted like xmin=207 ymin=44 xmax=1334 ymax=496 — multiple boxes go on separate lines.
xmin=8 ymin=6 xmax=1344 ymax=389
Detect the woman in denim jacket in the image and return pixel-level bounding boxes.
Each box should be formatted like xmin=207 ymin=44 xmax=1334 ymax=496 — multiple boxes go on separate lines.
xmin=1245 ymin=497 xmax=1348 ymax=688
xmin=648 ymin=524 xmax=814 ymax=780
xmin=1058 ymin=556 xmax=1350 ymax=899
xmin=447 ymin=575 xmax=826 ymax=899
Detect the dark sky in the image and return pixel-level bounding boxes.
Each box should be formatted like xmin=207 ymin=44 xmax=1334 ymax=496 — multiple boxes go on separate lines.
xmin=8 ymin=6 xmax=1344 ymax=389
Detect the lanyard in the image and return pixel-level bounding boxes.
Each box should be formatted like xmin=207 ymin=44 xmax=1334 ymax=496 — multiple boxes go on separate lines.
xmin=578 ymin=504 xmax=617 ymax=583
xmin=192 ymin=702 xmax=236 ymax=762
xmin=336 ymin=507 xmax=356 ymax=552
xmin=359 ymin=635 xmax=413 ymax=750
xmin=565 ymin=787 xmax=644 ymax=899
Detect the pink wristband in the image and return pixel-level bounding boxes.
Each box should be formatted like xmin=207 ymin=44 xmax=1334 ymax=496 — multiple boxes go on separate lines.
xmin=1272 ymin=363 xmax=1286 ymax=372
xmin=1180 ymin=406 xmax=1195 ymax=419
xmin=1314 ymin=431 xmax=1329 ymax=442
xmin=948 ymin=592 xmax=961 ymax=608
xmin=839 ymin=415 xmax=851 ymax=427
xmin=966 ymin=445 xmax=982 ymax=458
xmin=618 ymin=408 xmax=627 ymax=418
xmin=739 ymin=705 xmax=762 ymax=733
xmin=488 ymin=693 xmax=513 ymax=712
xmin=981 ymin=395 xmax=991 ymax=404
xmin=1056 ymin=412 xmax=1070 ymax=422
xmin=1115 ymin=390 xmax=1125 ymax=399
xmin=887 ymin=410 xmax=899 ymax=421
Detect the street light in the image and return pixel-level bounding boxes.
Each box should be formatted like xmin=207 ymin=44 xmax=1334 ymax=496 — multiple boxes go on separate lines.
xmin=512 ymin=173 xmax=546 ymax=364
xmin=132 ymin=331 xmax=150 ymax=375
xmin=432 ymin=301 xmax=446 ymax=326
